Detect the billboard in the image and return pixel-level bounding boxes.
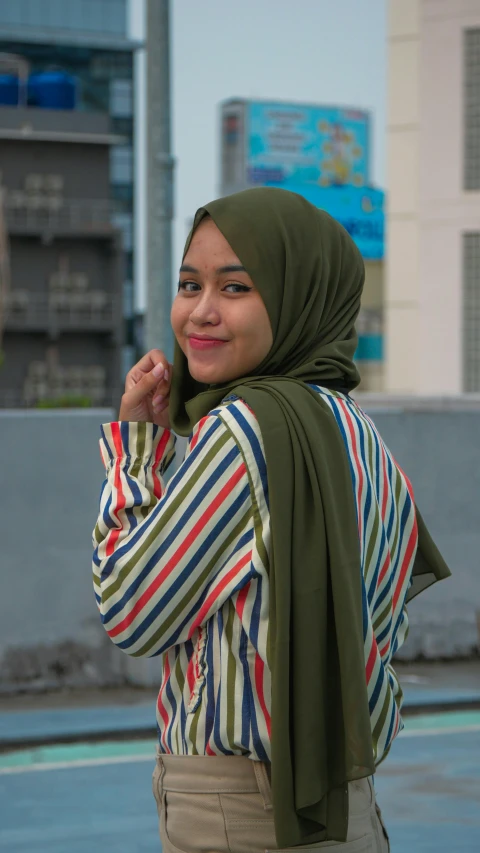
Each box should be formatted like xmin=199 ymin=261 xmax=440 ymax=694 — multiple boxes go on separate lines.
xmin=247 ymin=100 xmax=370 ymax=190
xmin=219 ymin=99 xmax=383 ymax=260
xmin=275 ymin=182 xmax=385 ymax=261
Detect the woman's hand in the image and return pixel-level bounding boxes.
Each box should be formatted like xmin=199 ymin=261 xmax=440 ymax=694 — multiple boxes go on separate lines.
xmin=119 ymin=349 xmax=172 ymax=429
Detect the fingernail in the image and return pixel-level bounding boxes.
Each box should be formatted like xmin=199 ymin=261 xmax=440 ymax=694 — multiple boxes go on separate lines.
xmin=153 ymin=363 xmax=164 ymax=378
xmin=152 ymin=395 xmax=164 ymax=406
xmin=164 ymin=369 xmax=169 ymax=383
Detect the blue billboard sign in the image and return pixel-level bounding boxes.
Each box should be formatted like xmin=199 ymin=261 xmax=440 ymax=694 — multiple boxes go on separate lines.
xmin=242 ymin=100 xmax=383 ymax=260
xmin=247 ymin=101 xmax=370 ymax=190
xmin=277 ymin=182 xmax=385 ymax=261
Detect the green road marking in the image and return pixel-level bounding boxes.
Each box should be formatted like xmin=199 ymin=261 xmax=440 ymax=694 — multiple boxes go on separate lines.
xmin=403 ymin=710 xmax=480 ymax=731
xmin=0 ymin=739 xmax=157 ymax=770
xmin=400 ymin=710 xmax=480 ymax=738
xmin=1 ymin=710 xmax=480 ymax=773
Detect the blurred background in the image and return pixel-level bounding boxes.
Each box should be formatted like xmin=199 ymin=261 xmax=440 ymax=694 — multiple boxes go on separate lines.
xmin=0 ymin=1 xmax=479 ymax=851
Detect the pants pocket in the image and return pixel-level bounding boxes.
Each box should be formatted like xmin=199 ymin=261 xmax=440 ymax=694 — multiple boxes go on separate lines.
xmin=161 ymin=789 xmax=228 ymax=853
xmin=159 ymin=791 xmax=191 ymax=853
xmin=222 ymin=791 xmax=277 ymax=852
xmin=152 ymin=758 xmax=162 ymax=811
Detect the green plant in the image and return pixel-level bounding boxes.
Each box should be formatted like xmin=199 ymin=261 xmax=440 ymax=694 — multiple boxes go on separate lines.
xmin=36 ymin=395 xmax=93 ymax=409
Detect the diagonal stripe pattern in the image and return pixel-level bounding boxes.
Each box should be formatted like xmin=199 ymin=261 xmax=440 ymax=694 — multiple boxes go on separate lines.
xmin=93 ymin=386 xmax=417 ymax=763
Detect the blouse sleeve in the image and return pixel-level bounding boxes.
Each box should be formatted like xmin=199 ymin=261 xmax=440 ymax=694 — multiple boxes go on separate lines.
xmin=92 ymin=414 xmax=255 ymax=658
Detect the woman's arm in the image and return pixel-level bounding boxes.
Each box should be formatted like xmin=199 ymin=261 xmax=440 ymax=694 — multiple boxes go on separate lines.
xmin=92 ymin=413 xmax=254 ymax=658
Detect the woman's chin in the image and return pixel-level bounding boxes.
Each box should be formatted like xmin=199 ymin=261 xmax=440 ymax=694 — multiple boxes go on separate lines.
xmin=187 ymin=361 xmax=238 ymax=385
xmin=188 ymin=363 xmax=228 ymax=385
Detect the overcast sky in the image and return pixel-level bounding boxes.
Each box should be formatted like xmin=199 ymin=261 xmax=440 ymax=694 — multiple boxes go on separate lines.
xmin=132 ymin=0 xmax=387 ymax=308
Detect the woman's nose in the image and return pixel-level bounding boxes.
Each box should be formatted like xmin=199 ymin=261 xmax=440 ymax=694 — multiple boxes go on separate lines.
xmin=189 ymin=293 xmax=220 ymax=325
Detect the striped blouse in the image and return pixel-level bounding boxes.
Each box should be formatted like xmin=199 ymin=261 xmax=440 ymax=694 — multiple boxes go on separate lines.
xmin=93 ymin=385 xmax=417 ymax=764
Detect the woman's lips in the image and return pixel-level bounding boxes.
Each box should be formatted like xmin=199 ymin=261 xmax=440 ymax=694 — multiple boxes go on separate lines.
xmin=188 ymin=336 xmax=229 ymax=351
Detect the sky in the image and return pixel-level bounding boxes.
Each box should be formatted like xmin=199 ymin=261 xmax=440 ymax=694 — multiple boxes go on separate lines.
xmin=131 ymin=0 xmax=387 ymax=310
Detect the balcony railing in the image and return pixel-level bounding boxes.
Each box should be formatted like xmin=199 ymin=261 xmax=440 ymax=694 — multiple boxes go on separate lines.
xmin=4 ymin=290 xmax=117 ymax=331
xmin=4 ymin=197 xmax=119 ymax=236
xmin=0 ymin=388 xmax=118 ymax=410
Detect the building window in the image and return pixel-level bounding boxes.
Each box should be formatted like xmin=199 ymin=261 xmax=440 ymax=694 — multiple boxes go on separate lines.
xmin=464 ymin=29 xmax=480 ymax=190
xmin=0 ymin=0 xmax=127 ymax=37
xmin=111 ymin=116 xmax=133 ymax=137
xmin=123 ymin=279 xmax=134 ymax=319
xmin=112 ymin=212 xmax=133 ymax=251
xmin=124 ymin=251 xmax=134 ymax=281
xmin=110 ymin=79 xmax=132 ymax=118
xmin=110 ymin=145 xmax=133 ymax=184
xmin=91 ymin=52 xmax=132 ymax=81
xmin=463 ymin=233 xmax=480 ymax=391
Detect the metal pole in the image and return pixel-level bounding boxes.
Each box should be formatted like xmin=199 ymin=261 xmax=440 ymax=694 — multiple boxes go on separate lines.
xmin=145 ymin=0 xmax=174 ymax=358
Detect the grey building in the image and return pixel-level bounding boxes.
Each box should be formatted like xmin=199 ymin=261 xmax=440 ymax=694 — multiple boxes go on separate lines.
xmin=0 ymin=106 xmax=124 ymax=408
xmin=0 ymin=0 xmax=141 ymax=373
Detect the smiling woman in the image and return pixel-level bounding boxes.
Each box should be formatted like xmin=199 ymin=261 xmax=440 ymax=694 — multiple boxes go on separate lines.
xmin=171 ymin=218 xmax=273 ymax=385
xmin=92 ymin=187 xmax=450 ymax=853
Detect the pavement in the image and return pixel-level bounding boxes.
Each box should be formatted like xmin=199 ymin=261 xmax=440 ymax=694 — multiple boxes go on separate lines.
xmin=0 ymin=700 xmax=156 ymax=750
xmin=0 ymin=661 xmax=479 ymax=851
xmin=1 ymin=661 xmax=479 ymax=750
xmin=376 ymin=716 xmax=480 ymax=853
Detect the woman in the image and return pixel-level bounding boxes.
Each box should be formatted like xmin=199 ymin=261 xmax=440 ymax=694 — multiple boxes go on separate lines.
xmin=93 ymin=188 xmax=450 ymax=852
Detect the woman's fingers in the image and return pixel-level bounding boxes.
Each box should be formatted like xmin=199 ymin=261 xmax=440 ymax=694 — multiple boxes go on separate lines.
xmin=119 ymin=351 xmax=172 ymax=423
xmin=125 ymin=349 xmax=167 ymax=391
xmin=122 ymin=362 xmax=165 ymax=410
xmin=135 ymin=348 xmax=166 ymax=374
xmin=152 ymin=363 xmax=172 ymax=412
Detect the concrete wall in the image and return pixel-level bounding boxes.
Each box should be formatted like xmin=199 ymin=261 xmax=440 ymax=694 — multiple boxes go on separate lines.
xmin=0 ymin=403 xmax=478 ymax=692
xmin=0 ymin=409 xmax=110 ymax=655
xmin=0 ymin=409 xmax=162 ymax=690
xmin=358 ymin=395 xmax=480 ymax=658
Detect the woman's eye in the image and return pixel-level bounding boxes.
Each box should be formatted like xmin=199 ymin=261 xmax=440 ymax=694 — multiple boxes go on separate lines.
xmin=177 ymin=281 xmax=251 ymax=294
xmin=178 ymin=281 xmax=200 ymax=292
xmin=224 ymin=283 xmax=252 ymax=293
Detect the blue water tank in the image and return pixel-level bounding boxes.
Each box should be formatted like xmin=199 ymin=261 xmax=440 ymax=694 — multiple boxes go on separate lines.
xmin=0 ymin=74 xmax=19 ymax=106
xmin=28 ymin=71 xmax=76 ymax=110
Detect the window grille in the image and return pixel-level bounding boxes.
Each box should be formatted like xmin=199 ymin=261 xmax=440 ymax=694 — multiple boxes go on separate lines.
xmin=463 ymin=233 xmax=480 ymax=391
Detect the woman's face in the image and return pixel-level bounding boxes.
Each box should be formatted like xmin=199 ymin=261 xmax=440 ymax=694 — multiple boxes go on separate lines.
xmin=171 ymin=218 xmax=273 ymax=384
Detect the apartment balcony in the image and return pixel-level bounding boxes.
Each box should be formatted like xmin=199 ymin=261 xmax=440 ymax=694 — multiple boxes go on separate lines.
xmin=4 ymin=290 xmax=117 ymax=332
xmin=0 ymin=360 xmax=119 ymax=410
xmin=4 ymin=196 xmax=121 ymax=239
xmin=0 ymin=388 xmax=117 ymax=409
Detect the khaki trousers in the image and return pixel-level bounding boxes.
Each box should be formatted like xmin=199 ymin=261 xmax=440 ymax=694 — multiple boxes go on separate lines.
xmin=152 ymin=751 xmax=390 ymax=853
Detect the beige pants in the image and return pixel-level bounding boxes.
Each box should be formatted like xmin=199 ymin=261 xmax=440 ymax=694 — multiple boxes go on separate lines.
xmin=152 ymin=751 xmax=390 ymax=853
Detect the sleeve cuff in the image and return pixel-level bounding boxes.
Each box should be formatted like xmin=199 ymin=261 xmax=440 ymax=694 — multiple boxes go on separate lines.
xmin=99 ymin=421 xmax=176 ymax=469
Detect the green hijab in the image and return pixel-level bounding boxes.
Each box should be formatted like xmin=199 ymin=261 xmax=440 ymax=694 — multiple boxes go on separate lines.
xmin=169 ymin=188 xmax=450 ymax=848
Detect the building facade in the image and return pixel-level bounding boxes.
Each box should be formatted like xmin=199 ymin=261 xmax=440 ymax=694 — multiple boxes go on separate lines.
xmin=0 ymin=106 xmax=124 ymax=408
xmin=386 ymin=0 xmax=480 ymax=393
xmin=0 ymin=0 xmax=139 ymax=374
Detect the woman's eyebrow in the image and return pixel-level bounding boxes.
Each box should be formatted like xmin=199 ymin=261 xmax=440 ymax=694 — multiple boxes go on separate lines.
xmin=179 ymin=263 xmax=247 ymax=274
xmin=216 ymin=264 xmax=247 ymax=274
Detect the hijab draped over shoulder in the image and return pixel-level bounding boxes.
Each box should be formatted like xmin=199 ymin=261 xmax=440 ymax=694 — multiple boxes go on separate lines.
xmin=170 ymin=188 xmax=450 ymax=848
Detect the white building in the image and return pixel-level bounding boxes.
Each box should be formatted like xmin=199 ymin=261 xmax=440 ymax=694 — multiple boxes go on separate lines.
xmin=386 ymin=0 xmax=480 ymax=393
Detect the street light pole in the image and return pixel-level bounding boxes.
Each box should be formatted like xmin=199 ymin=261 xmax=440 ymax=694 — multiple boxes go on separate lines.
xmin=145 ymin=0 xmax=174 ymax=359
